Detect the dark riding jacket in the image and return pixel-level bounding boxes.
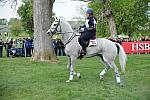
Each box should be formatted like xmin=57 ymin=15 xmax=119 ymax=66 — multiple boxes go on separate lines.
xmin=80 ymin=16 xmax=97 ymax=39
xmin=78 ymin=16 xmax=97 ymax=51
xmin=85 ymin=17 xmax=96 ymax=30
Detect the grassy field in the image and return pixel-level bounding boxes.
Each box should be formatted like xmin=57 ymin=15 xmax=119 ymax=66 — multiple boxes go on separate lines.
xmin=0 ymin=54 xmax=150 ymax=100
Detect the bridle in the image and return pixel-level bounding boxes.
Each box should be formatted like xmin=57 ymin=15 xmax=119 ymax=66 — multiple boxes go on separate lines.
xmin=50 ymin=19 xmax=61 ymax=35
xmin=50 ymin=19 xmax=80 ymax=46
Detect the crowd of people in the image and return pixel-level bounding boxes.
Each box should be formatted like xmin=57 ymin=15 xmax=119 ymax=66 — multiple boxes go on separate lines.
xmin=52 ymin=38 xmax=65 ymax=56
xmin=0 ymin=35 xmax=149 ymax=58
xmin=108 ymin=35 xmax=150 ymax=45
xmin=0 ymin=37 xmax=66 ymax=58
xmin=0 ymin=37 xmax=33 ymax=58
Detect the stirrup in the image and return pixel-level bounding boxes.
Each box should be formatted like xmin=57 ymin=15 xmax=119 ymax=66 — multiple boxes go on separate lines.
xmin=78 ymin=50 xmax=86 ymax=59
xmin=80 ymin=50 xmax=86 ymax=56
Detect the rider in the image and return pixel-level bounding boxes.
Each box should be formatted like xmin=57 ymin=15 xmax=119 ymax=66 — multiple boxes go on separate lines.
xmin=78 ymin=8 xmax=97 ymax=56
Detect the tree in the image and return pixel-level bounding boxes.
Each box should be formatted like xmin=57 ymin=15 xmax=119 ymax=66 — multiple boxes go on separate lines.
xmin=101 ymin=0 xmax=117 ymax=38
xmin=17 ymin=0 xmax=33 ymax=34
xmin=110 ymin=0 xmax=150 ymax=37
xmin=9 ymin=18 xmax=23 ymax=36
xmin=32 ymin=0 xmax=57 ymax=62
xmin=17 ymin=0 xmax=55 ymax=35
xmin=89 ymin=0 xmax=150 ymax=37
xmin=1 ymin=0 xmax=57 ymax=62
xmin=89 ymin=0 xmax=117 ymax=37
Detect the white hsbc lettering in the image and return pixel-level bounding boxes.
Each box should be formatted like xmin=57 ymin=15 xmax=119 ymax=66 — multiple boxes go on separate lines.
xmin=132 ymin=43 xmax=150 ymax=51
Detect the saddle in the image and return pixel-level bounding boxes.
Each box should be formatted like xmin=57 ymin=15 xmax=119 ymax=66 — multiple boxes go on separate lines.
xmin=78 ymin=37 xmax=97 ymax=59
xmin=88 ymin=39 xmax=97 ymax=47
xmin=86 ymin=35 xmax=97 ymax=47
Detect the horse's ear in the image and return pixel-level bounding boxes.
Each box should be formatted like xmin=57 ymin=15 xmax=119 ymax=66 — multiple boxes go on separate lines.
xmin=55 ymin=17 xmax=60 ymax=22
xmin=58 ymin=18 xmax=60 ymax=22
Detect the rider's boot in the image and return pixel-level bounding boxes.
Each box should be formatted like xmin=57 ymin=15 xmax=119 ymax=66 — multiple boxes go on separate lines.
xmin=80 ymin=47 xmax=86 ymax=56
xmin=78 ymin=47 xmax=86 ymax=59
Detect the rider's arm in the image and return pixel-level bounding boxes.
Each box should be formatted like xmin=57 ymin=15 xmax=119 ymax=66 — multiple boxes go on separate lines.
xmin=79 ymin=25 xmax=86 ymax=29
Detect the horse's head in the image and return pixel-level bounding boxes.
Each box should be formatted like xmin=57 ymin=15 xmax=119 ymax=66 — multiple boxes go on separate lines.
xmin=47 ymin=17 xmax=74 ymax=36
xmin=47 ymin=18 xmax=61 ymax=36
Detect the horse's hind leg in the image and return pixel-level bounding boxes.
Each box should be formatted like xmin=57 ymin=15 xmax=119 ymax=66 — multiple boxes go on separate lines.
xmin=99 ymin=55 xmax=110 ymax=79
xmin=109 ymin=61 xmax=121 ymax=84
xmin=99 ymin=63 xmax=110 ymax=80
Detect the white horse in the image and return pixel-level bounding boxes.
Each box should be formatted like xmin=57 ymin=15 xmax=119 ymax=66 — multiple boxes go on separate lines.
xmin=47 ymin=18 xmax=127 ymax=85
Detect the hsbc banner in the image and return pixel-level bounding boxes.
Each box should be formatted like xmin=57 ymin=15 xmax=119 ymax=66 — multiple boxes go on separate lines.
xmin=122 ymin=41 xmax=150 ymax=54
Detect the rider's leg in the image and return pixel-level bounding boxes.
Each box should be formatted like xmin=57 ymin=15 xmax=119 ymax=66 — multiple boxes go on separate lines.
xmin=78 ymin=31 xmax=94 ymax=56
xmin=78 ymin=34 xmax=87 ymax=54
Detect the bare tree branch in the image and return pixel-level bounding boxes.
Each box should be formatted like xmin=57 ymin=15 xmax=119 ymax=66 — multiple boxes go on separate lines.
xmin=11 ymin=0 xmax=17 ymax=8
xmin=0 ymin=0 xmax=17 ymax=8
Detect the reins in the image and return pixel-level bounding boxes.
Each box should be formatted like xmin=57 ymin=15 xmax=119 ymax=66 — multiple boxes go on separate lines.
xmin=56 ymin=31 xmax=80 ymax=47
xmin=53 ymin=20 xmax=80 ymax=47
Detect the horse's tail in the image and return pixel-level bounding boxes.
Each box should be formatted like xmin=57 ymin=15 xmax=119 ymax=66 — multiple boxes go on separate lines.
xmin=115 ymin=43 xmax=127 ymax=73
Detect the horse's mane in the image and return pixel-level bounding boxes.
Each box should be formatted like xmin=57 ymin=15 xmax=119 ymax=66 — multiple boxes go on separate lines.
xmin=59 ymin=18 xmax=74 ymax=32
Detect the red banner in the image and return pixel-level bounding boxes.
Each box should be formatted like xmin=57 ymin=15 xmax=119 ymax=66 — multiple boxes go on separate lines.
xmin=122 ymin=41 xmax=150 ymax=54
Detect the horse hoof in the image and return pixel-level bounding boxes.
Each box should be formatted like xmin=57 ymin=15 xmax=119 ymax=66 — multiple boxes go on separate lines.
xmin=77 ymin=73 xmax=81 ymax=78
xmin=66 ymin=80 xmax=71 ymax=83
xmin=117 ymin=83 xmax=124 ymax=87
xmin=120 ymin=83 xmax=124 ymax=87
xmin=100 ymin=76 xmax=104 ymax=80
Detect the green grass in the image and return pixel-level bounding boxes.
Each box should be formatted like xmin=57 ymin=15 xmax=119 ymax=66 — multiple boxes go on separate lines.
xmin=0 ymin=55 xmax=150 ymax=100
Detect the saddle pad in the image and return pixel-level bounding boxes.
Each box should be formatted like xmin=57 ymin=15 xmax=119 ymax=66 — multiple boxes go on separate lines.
xmin=88 ymin=39 xmax=97 ymax=47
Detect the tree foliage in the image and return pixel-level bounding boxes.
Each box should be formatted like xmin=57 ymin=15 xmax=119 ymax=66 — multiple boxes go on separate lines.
xmin=17 ymin=0 xmax=33 ymax=34
xmin=89 ymin=0 xmax=150 ymax=37
xmin=9 ymin=18 xmax=23 ymax=36
xmin=17 ymin=0 xmax=56 ymax=35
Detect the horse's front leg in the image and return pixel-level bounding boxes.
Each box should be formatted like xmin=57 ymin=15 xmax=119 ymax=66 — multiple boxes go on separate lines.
xmin=66 ymin=56 xmax=76 ymax=82
xmin=67 ymin=56 xmax=71 ymax=70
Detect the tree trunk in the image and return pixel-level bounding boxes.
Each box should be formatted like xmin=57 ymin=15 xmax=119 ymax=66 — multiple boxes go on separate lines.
xmin=101 ymin=0 xmax=117 ymax=38
xmin=32 ymin=0 xmax=57 ymax=62
xmin=106 ymin=11 xmax=117 ymax=38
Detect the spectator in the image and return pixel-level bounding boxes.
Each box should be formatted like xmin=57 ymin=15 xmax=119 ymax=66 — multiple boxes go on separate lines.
xmin=16 ymin=39 xmax=23 ymax=56
xmin=52 ymin=39 xmax=57 ymax=55
xmin=31 ymin=38 xmax=34 ymax=55
xmin=22 ymin=38 xmax=26 ymax=57
xmin=10 ymin=39 xmax=18 ymax=57
xmin=56 ymin=39 xmax=64 ymax=56
xmin=0 ymin=39 xmax=4 ymax=57
xmin=25 ymin=37 xmax=33 ymax=57
xmin=5 ymin=39 xmax=13 ymax=57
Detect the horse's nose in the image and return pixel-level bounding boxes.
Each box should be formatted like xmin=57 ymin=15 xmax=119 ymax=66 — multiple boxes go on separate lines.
xmin=46 ymin=31 xmax=49 ymax=34
xmin=46 ymin=29 xmax=51 ymax=34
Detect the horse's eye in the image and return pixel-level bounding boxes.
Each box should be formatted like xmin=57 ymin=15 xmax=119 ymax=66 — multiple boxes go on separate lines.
xmin=54 ymin=24 xmax=57 ymax=26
